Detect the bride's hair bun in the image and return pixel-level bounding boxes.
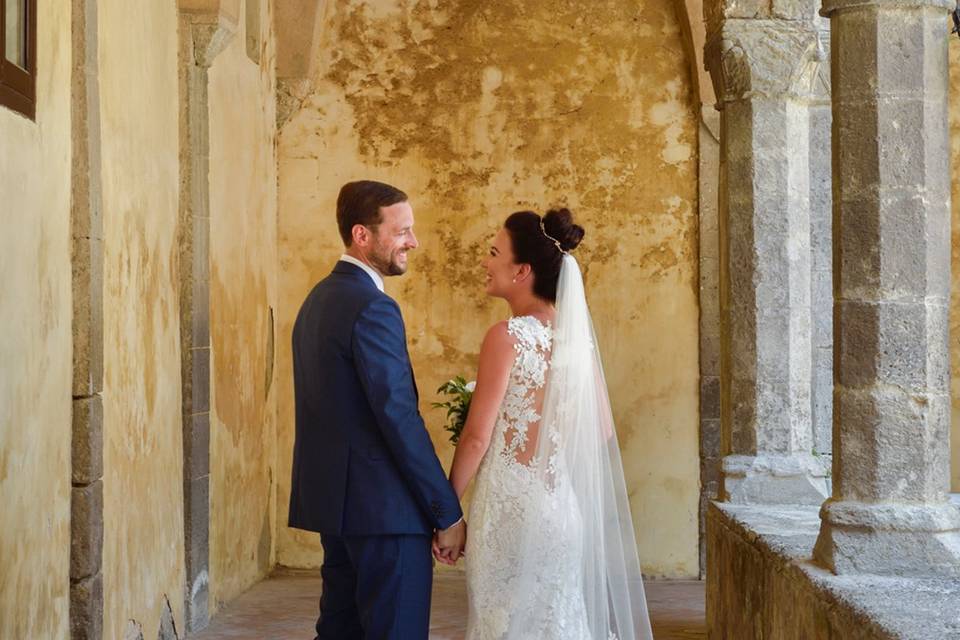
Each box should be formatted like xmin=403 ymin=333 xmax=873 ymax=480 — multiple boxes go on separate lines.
xmin=542 ymin=208 xmax=585 ymax=252
xmin=503 ymin=206 xmax=586 ymax=303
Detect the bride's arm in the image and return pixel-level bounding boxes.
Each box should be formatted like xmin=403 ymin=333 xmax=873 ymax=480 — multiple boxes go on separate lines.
xmin=448 ymin=321 xmax=515 ymax=499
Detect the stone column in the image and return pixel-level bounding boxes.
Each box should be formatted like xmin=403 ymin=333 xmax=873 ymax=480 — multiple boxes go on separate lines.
xmin=177 ymin=10 xmax=235 ymax=631
xmin=698 ymin=105 xmax=722 ymax=576
xmin=71 ymin=0 xmax=105 ymax=637
xmin=705 ymin=3 xmax=832 ymax=505
xmin=808 ymin=31 xmax=834 ymax=462
xmin=813 ymin=0 xmax=960 ymax=576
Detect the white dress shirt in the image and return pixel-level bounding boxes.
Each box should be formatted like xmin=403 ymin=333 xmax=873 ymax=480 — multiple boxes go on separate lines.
xmin=339 ymin=254 xmax=384 ymax=292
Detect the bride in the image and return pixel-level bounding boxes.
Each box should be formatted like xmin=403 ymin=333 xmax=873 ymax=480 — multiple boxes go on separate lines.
xmin=433 ymin=208 xmax=653 ymax=640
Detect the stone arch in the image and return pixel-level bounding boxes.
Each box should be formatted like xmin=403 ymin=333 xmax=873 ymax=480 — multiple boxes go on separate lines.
xmin=273 ymin=0 xmax=707 ymax=579
xmin=788 ymin=30 xmax=830 ymax=99
xmin=270 ymin=0 xmax=715 ymax=575
xmin=673 ymin=0 xmax=716 ymax=110
xmin=273 ymin=0 xmax=713 ymax=109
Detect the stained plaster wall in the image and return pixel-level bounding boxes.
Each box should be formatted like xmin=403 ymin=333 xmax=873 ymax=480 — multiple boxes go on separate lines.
xmin=98 ymin=0 xmax=187 ymax=637
xmin=0 ymin=2 xmax=73 ymax=638
xmin=207 ymin=0 xmax=281 ymax=612
xmin=276 ymin=0 xmax=701 ymax=578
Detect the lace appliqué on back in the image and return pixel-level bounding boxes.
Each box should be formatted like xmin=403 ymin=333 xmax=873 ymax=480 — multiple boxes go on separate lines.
xmin=497 ymin=316 xmax=551 ymax=466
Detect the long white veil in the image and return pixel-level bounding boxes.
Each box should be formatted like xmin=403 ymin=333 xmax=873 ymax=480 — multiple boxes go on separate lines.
xmin=504 ymin=254 xmax=653 ymax=640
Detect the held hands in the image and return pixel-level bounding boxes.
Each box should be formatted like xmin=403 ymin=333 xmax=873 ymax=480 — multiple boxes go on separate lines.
xmin=432 ymin=519 xmax=466 ymax=566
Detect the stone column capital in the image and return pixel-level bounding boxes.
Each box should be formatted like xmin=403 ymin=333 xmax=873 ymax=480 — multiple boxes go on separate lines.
xmin=188 ymin=17 xmax=236 ymax=68
xmin=820 ymin=0 xmax=953 ymax=15
xmin=705 ymin=22 xmax=829 ymax=104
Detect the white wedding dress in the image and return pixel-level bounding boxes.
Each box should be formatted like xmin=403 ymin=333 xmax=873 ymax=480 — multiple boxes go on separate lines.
xmin=464 ymin=255 xmax=653 ymax=640
xmin=466 ymin=315 xmax=590 ymax=639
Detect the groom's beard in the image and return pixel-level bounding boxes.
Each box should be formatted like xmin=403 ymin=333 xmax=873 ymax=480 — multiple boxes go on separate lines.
xmin=369 ymin=247 xmax=407 ymax=276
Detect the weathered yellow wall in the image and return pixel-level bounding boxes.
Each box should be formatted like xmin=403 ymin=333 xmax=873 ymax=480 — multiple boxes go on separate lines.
xmin=276 ymin=0 xmax=701 ymax=577
xmin=99 ymin=0 xmax=186 ymax=637
xmin=207 ymin=0 xmax=280 ymax=612
xmin=0 ymin=2 xmax=73 ymax=638
xmin=950 ymin=42 xmax=960 ymax=494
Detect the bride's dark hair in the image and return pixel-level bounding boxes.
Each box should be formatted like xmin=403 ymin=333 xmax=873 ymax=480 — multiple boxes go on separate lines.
xmin=504 ymin=208 xmax=585 ymax=303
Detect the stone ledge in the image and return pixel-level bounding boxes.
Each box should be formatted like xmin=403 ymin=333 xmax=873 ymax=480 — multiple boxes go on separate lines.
xmin=707 ymin=501 xmax=960 ymax=639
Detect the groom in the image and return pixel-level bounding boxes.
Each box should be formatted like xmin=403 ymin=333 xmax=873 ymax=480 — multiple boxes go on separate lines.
xmin=288 ymin=180 xmax=465 ymax=640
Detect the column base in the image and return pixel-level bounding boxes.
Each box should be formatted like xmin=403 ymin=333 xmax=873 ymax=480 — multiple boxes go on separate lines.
xmin=721 ymin=453 xmax=831 ymax=505
xmin=814 ymin=500 xmax=960 ymax=577
xmin=186 ymin=570 xmax=210 ymax=633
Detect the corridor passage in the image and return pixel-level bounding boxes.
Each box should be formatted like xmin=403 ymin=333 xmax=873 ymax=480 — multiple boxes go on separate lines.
xmin=194 ymin=569 xmax=706 ymax=639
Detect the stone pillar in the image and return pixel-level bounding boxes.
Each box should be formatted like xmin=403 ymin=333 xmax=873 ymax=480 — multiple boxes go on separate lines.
xmin=698 ymin=105 xmax=722 ymax=576
xmin=705 ymin=2 xmax=832 ymax=505
xmin=808 ymin=31 xmax=834 ymax=462
xmin=177 ymin=10 xmax=235 ymax=631
xmin=813 ymin=0 xmax=960 ymax=576
xmin=71 ymin=0 xmax=105 ymax=637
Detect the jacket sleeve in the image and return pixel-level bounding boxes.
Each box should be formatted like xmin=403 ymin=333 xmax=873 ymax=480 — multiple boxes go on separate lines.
xmin=351 ymin=297 xmax=463 ymax=530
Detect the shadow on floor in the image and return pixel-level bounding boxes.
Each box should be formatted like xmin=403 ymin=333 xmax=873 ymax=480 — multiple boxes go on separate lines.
xmin=194 ymin=569 xmax=706 ymax=639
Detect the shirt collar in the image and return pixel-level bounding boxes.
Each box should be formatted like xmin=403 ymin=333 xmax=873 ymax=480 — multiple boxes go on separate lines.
xmin=339 ymin=254 xmax=385 ymax=292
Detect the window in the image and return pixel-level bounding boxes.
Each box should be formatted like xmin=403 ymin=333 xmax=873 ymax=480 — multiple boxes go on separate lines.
xmin=0 ymin=0 xmax=36 ymax=120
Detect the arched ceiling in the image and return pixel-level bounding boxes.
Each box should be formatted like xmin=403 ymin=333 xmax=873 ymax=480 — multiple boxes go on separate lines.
xmin=269 ymin=0 xmax=713 ymax=106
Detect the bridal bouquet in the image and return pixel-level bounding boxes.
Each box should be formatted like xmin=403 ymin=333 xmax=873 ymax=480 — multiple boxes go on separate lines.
xmin=432 ymin=376 xmax=475 ymax=445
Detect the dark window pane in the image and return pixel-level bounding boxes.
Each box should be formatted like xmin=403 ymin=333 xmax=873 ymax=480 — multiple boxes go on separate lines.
xmin=5 ymin=0 xmax=28 ymax=70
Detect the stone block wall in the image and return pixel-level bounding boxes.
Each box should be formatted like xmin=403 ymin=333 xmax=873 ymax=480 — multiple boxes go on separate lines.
xmin=708 ymin=503 xmax=960 ymax=639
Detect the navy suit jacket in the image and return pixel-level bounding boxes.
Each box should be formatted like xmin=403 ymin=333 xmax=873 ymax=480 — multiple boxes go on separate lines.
xmin=288 ymin=261 xmax=462 ymax=536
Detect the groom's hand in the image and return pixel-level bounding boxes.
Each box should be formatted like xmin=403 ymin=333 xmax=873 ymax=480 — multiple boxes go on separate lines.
xmin=433 ymin=519 xmax=466 ymax=565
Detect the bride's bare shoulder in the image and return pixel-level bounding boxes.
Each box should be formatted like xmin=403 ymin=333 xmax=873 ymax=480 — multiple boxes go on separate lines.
xmin=480 ymin=321 xmax=516 ymax=357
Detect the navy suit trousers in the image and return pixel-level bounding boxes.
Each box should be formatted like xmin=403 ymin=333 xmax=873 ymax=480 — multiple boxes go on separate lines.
xmin=315 ymin=533 xmax=433 ymax=640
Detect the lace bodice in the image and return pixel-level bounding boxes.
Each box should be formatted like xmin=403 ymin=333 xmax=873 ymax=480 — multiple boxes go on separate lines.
xmin=494 ymin=316 xmax=552 ymax=467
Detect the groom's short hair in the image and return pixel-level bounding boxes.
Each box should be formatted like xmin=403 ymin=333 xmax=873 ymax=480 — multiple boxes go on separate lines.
xmin=336 ymin=180 xmax=408 ymax=246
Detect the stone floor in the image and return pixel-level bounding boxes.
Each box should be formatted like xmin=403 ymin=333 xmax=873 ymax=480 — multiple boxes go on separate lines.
xmin=193 ymin=569 xmax=705 ymax=639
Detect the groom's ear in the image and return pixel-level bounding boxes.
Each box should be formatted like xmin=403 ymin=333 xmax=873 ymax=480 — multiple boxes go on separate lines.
xmin=351 ymin=224 xmax=371 ymax=247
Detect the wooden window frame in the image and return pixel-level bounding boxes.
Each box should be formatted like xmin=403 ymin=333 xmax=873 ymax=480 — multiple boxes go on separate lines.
xmin=0 ymin=0 xmax=37 ymax=120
